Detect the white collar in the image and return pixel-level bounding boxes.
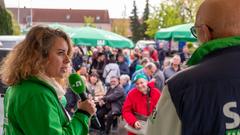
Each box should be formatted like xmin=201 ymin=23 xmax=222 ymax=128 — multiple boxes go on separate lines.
xmin=36 ymin=73 xmax=66 ymax=98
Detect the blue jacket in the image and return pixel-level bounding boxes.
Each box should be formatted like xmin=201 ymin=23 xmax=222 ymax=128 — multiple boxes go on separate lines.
xmin=118 ymin=62 xmax=130 ymax=75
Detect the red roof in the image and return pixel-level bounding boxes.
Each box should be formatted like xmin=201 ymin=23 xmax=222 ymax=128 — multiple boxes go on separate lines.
xmin=7 ymin=8 xmax=110 ymax=24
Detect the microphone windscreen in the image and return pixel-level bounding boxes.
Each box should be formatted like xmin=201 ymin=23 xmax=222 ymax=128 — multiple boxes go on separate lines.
xmin=68 ymin=73 xmax=86 ymax=94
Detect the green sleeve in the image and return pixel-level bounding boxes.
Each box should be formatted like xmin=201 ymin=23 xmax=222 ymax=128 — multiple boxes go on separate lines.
xmin=16 ymin=93 xmax=89 ymax=135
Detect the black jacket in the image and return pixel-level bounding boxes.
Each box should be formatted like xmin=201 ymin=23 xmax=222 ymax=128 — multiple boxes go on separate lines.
xmin=167 ymin=46 xmax=240 ymax=135
xmin=103 ymin=85 xmax=125 ymax=115
xmin=129 ymin=58 xmax=140 ymax=78
xmin=157 ymin=48 xmax=166 ymax=61
xmin=118 ymin=62 xmax=130 ymax=75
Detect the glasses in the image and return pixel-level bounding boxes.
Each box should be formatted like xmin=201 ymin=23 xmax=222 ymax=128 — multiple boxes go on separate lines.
xmin=149 ymin=69 xmax=155 ymax=75
xmin=190 ymin=24 xmax=213 ymax=38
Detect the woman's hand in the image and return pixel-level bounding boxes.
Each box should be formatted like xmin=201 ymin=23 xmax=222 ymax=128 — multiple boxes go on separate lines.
xmin=134 ymin=121 xmax=142 ymax=129
xmin=77 ymin=99 xmax=96 ymax=116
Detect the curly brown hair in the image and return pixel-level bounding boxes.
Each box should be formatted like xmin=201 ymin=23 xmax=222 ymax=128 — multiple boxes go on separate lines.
xmin=0 ymin=25 xmax=73 ymax=85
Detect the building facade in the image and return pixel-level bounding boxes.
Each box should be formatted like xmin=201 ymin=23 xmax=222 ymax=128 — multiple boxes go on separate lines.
xmin=7 ymin=8 xmax=111 ymax=31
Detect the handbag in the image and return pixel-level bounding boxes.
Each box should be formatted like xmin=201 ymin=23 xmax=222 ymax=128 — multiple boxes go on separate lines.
xmin=124 ymin=120 xmax=146 ymax=135
xmin=124 ymin=110 xmax=149 ymax=134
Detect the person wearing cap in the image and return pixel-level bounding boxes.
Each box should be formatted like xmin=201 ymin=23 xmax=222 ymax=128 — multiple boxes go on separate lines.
xmin=122 ymin=74 xmax=160 ymax=135
xmin=135 ymin=64 xmax=143 ymax=72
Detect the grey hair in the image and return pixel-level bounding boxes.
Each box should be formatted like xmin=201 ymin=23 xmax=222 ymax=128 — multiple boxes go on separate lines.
xmin=120 ymin=74 xmax=130 ymax=81
xmin=144 ymin=62 xmax=156 ymax=69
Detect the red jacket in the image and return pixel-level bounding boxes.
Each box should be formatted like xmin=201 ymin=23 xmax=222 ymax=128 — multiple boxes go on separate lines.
xmin=143 ymin=48 xmax=158 ymax=62
xmin=122 ymin=82 xmax=161 ymax=135
xmin=150 ymin=50 xmax=159 ymax=62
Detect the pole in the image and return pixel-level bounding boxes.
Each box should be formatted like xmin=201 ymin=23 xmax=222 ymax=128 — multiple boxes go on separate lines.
xmin=17 ymin=0 xmax=20 ymax=24
xmin=30 ymin=0 xmax=32 ymax=26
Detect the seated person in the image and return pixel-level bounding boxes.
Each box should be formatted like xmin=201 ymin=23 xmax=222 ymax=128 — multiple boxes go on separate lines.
xmin=87 ymin=72 xmax=105 ymax=102
xmin=120 ymin=74 xmax=131 ymax=95
xmin=122 ymin=74 xmax=161 ymax=135
xmin=96 ymin=76 xmax=125 ymax=134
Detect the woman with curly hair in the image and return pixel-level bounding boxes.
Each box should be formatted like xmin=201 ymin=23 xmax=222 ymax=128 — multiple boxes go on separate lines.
xmin=0 ymin=25 xmax=96 ymax=135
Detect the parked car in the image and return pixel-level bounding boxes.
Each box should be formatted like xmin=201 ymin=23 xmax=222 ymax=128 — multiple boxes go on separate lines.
xmin=0 ymin=35 xmax=25 ymax=48
xmin=0 ymin=35 xmax=24 ymax=94
xmin=135 ymin=40 xmax=156 ymax=50
xmin=0 ymin=48 xmax=12 ymax=94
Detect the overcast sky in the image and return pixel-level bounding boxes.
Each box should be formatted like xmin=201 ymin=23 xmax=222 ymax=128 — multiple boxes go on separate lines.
xmin=5 ymin=0 xmax=163 ymax=18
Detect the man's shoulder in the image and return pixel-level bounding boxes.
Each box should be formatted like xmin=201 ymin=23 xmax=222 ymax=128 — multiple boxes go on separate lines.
xmin=116 ymin=85 xmax=125 ymax=92
xmin=135 ymin=69 xmax=143 ymax=74
xmin=131 ymin=69 xmax=143 ymax=78
xmin=166 ymin=66 xmax=198 ymax=86
xmin=155 ymin=70 xmax=164 ymax=77
xmin=164 ymin=66 xmax=174 ymax=72
xmin=108 ymin=63 xmax=119 ymax=67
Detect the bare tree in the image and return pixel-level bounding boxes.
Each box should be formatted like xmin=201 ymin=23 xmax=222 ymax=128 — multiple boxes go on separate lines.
xmin=0 ymin=0 xmax=5 ymax=9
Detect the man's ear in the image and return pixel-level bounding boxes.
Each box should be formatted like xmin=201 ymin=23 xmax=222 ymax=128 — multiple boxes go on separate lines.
xmin=201 ymin=25 xmax=212 ymax=42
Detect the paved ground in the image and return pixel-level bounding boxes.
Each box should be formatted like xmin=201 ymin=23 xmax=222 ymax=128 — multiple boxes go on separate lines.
xmin=89 ymin=118 xmax=128 ymax=135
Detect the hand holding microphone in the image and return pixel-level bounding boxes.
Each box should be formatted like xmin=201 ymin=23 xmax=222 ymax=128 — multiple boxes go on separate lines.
xmin=68 ymin=73 xmax=101 ymax=127
xmin=68 ymin=73 xmax=96 ymax=116
xmin=77 ymin=100 xmax=96 ymax=116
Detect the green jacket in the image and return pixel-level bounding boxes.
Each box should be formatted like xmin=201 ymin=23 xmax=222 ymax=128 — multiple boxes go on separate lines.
xmin=3 ymin=76 xmax=89 ymax=135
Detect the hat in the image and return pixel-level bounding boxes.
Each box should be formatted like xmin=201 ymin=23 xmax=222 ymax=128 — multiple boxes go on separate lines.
xmin=133 ymin=74 xmax=148 ymax=83
xmin=135 ymin=64 xmax=143 ymax=71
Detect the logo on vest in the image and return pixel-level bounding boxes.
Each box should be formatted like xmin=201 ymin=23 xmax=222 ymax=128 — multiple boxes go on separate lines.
xmin=223 ymin=101 xmax=240 ymax=135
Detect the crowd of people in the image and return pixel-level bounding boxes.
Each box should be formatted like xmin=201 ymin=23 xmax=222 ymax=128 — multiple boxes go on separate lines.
xmin=67 ymin=40 xmax=192 ymax=135
xmin=0 ymin=24 xmax=193 ymax=135
xmin=0 ymin=6 xmax=193 ymax=135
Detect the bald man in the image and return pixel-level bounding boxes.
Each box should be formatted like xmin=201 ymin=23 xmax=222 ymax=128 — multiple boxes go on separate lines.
xmin=145 ymin=0 xmax=240 ymax=135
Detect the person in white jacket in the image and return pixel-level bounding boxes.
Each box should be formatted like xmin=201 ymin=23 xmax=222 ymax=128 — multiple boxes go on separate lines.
xmin=103 ymin=54 xmax=120 ymax=85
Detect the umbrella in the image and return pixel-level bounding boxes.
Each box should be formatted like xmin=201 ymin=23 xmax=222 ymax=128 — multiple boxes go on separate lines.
xmin=48 ymin=23 xmax=76 ymax=37
xmin=155 ymin=23 xmax=197 ymax=42
xmin=71 ymin=27 xmax=134 ymax=48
